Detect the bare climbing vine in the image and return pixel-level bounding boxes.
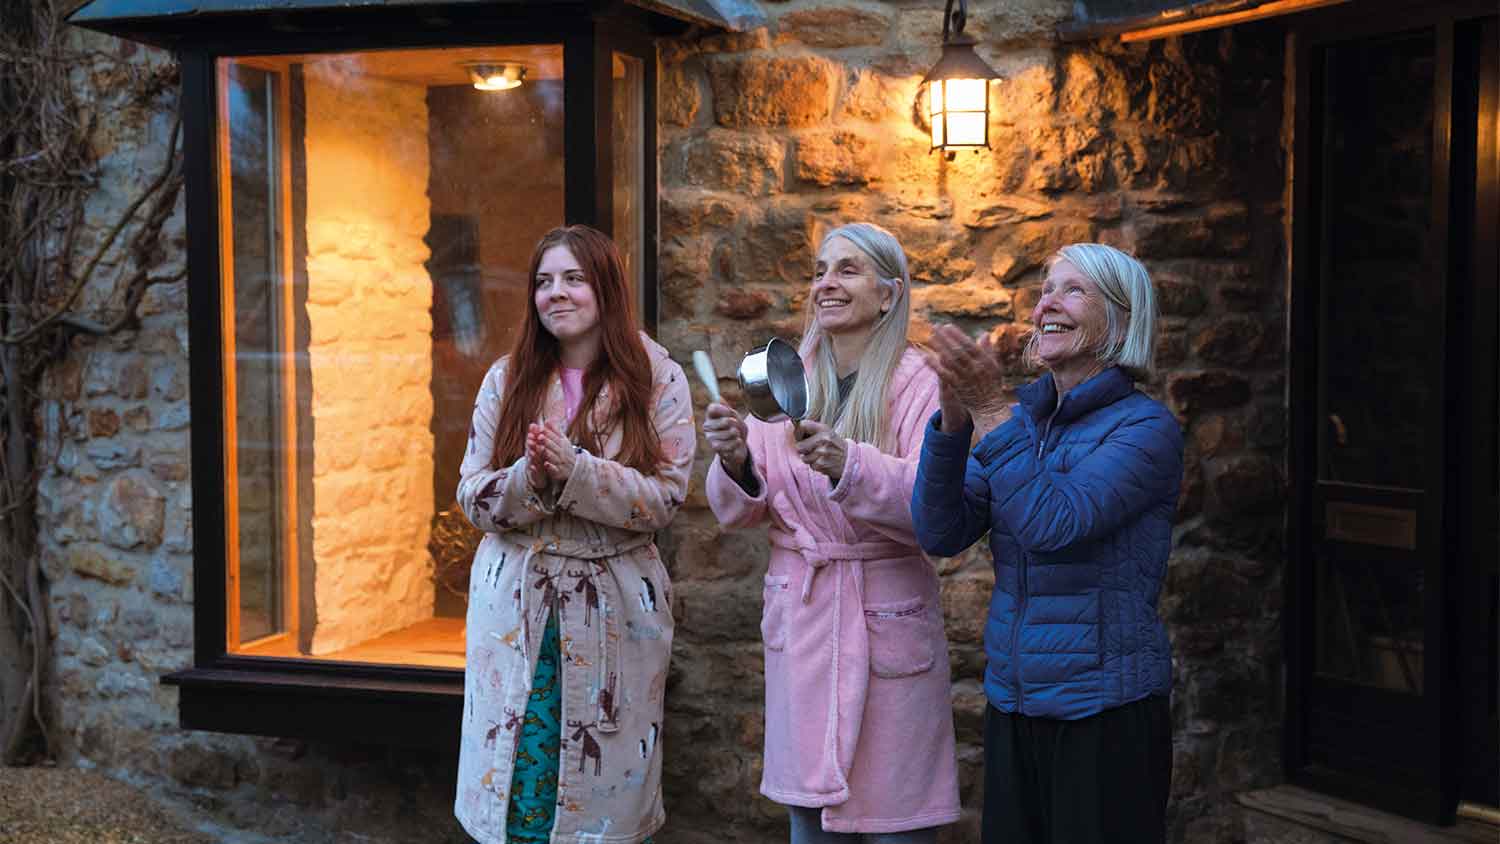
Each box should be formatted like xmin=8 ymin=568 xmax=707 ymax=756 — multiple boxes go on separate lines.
xmin=1 ymin=0 xmax=184 ymax=763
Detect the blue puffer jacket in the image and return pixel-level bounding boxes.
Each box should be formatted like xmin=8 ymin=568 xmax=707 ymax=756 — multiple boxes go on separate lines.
xmin=913 ymin=367 xmax=1182 ymax=720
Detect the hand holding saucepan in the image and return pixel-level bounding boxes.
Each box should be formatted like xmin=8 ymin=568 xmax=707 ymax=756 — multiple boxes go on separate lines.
xmin=793 ymin=419 xmax=848 ymax=483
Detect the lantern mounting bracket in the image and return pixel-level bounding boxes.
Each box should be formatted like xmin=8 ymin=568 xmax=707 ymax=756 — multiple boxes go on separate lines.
xmin=942 ymin=0 xmax=969 ymax=45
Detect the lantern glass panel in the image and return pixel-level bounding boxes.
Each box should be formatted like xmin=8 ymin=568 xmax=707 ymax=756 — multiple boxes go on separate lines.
xmin=944 ymin=78 xmax=987 ymax=112
xmin=945 ymin=110 xmax=987 ymax=148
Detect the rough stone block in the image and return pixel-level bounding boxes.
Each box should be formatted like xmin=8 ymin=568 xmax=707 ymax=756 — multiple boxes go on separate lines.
xmin=115 ymin=357 xmax=149 ymax=400
xmin=709 ymin=56 xmax=839 ymax=128
xmin=714 ymin=289 xmax=774 ymax=321
xmin=168 ymin=742 xmax=240 ymax=790
xmin=721 ymin=200 xmax=814 ymax=287
xmin=673 ymin=577 xmax=763 ymax=642
xmin=97 ymin=472 xmax=165 ymax=549
xmin=147 ymin=448 xmax=190 ymax=482
xmin=149 ymin=360 xmax=186 ymax=401
xmin=1193 ymin=317 xmax=1269 ymax=367
xmin=1154 ymin=275 xmax=1208 ymax=317
xmin=660 ymin=65 xmax=701 ymax=127
xmin=138 ymin=280 xmax=187 ymax=317
xmin=1058 ymin=52 xmax=1131 ymax=124
xmin=776 ymin=7 xmax=891 ymax=48
xmin=682 ymin=130 xmax=785 ymax=196
xmin=1207 ymin=455 xmax=1281 ymax=516
xmin=940 ymin=572 xmax=994 ymax=645
xmin=795 ymin=130 xmax=876 ymax=187
xmin=147 ymin=554 xmax=185 ymax=600
xmin=88 ymin=408 xmax=121 ymax=438
xmin=1167 ymin=370 xmax=1252 ymax=415
xmin=68 ymin=544 xmax=138 ymax=585
xmin=86 ymin=440 xmax=139 ymax=471
xmin=963 ymin=194 xmax=1054 ymax=230
xmin=661 ymin=190 xmax=740 ymax=239
xmin=913 ymin=278 xmax=1013 ymax=320
xmin=841 ymin=68 xmax=918 ymax=124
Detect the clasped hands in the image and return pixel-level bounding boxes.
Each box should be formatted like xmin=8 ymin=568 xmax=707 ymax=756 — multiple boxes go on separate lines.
xmin=703 ymin=404 xmax=848 ymax=485
xmin=925 ymin=324 xmax=1011 ymax=438
xmin=525 ymin=421 xmax=577 ymax=492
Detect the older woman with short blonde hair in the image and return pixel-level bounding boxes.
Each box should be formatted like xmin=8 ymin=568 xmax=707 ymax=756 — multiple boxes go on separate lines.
xmin=913 ymin=243 xmax=1182 ymax=844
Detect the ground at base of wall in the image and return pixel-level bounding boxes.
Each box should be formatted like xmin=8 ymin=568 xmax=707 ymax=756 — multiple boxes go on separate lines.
xmin=1239 ymin=785 xmax=1497 ymax=844
xmin=0 ymin=765 xmax=212 ymax=844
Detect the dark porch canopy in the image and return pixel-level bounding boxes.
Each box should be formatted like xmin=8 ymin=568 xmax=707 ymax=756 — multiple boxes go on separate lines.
xmin=1059 ymin=0 xmax=1346 ymax=40
xmin=69 ymin=0 xmax=765 ymax=46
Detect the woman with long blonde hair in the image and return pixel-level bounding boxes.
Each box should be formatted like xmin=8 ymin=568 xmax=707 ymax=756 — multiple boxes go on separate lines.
xmin=703 ymin=222 xmax=961 ymax=843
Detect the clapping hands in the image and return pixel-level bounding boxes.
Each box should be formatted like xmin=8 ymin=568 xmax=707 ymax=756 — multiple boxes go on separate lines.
xmin=926 ymin=324 xmax=1011 ymax=438
xmin=525 ymin=421 xmax=576 ymax=490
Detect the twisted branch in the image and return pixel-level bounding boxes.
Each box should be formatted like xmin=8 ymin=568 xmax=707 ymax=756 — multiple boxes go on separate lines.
xmin=0 ymin=0 xmax=184 ymax=763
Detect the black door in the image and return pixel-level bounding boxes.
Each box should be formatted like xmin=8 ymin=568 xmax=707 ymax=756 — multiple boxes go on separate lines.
xmin=1289 ymin=1 xmax=1499 ymax=824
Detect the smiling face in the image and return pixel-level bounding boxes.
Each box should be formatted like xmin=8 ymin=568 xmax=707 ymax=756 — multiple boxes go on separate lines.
xmin=533 ymin=244 xmax=601 ymax=349
xmin=811 ymin=236 xmax=895 ymax=338
xmin=1030 ymin=258 xmax=1110 ymax=371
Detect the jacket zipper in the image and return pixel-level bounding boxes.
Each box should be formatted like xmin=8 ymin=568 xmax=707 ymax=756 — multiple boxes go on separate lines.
xmin=1013 ymin=413 xmax=1055 ymax=712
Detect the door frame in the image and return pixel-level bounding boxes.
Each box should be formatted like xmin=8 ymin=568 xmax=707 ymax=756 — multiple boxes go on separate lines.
xmin=1286 ymin=0 xmax=1499 ymax=824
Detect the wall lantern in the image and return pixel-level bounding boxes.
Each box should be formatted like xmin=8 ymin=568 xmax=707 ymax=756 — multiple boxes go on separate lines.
xmin=463 ymin=60 xmax=528 ymax=91
xmin=921 ymin=0 xmax=1001 ymax=158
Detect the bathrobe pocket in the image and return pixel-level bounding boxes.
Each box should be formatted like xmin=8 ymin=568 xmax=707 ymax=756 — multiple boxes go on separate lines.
xmin=762 ymin=575 xmax=793 ymax=651
xmin=865 ymin=596 xmax=935 ymax=679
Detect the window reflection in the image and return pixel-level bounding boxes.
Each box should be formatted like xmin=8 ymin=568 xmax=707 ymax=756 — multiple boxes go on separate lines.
xmin=612 ymin=52 xmax=645 ymax=316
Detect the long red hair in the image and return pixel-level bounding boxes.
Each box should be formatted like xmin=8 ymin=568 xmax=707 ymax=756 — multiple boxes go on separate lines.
xmin=492 ymin=225 xmax=665 ymax=473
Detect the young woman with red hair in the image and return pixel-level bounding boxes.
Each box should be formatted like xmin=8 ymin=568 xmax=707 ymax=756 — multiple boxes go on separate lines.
xmin=453 ymin=225 xmax=695 ymax=844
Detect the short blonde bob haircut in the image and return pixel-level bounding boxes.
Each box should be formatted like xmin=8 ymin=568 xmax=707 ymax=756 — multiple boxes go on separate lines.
xmin=1041 ymin=243 xmax=1159 ymax=381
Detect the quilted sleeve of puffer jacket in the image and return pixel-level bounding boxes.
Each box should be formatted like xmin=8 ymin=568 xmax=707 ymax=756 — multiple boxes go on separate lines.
xmin=989 ymin=398 xmax=1183 ymax=553
xmin=912 ymin=411 xmax=998 ymax=558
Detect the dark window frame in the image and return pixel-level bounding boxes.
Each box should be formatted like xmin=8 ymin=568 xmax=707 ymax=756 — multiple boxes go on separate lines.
xmin=158 ymin=3 xmax=668 ymax=746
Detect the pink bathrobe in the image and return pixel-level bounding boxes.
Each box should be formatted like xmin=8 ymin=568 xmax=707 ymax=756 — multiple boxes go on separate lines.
xmin=706 ymin=348 xmax=961 ymax=834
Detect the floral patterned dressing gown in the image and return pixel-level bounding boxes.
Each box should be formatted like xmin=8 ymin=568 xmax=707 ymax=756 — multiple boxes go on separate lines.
xmin=455 ymin=333 xmax=695 ymax=844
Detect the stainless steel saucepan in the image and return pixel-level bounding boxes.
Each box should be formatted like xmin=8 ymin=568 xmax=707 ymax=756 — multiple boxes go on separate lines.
xmin=736 ymin=337 xmax=808 ymax=424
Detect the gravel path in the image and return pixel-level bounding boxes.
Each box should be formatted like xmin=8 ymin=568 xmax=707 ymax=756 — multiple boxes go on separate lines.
xmin=0 ymin=766 xmax=213 ymax=844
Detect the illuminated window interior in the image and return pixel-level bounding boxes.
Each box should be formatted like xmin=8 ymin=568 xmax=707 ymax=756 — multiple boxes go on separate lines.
xmin=218 ymin=45 xmax=584 ymax=668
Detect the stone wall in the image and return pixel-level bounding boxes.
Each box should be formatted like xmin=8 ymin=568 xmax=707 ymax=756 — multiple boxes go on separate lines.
xmin=651 ymin=7 xmax=1289 ymax=843
xmin=301 ymin=62 xmax=437 ymax=655
xmin=34 ymin=5 xmax=1289 ymax=844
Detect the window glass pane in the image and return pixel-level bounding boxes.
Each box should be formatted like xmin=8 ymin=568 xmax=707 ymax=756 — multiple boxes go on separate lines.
xmin=218 ymin=46 xmax=566 ymax=667
xmin=1311 ymin=30 xmax=1434 ymax=695
xmin=1315 ymin=33 xmax=1435 ymax=489
xmin=1315 ymin=550 xmax=1425 ymax=693
xmin=225 ymin=63 xmax=285 ymax=646
xmin=612 ymin=52 xmax=645 ymax=315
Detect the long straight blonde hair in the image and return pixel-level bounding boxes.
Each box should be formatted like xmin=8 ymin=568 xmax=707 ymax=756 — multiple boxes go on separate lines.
xmin=798 ymin=223 xmax=913 ymax=450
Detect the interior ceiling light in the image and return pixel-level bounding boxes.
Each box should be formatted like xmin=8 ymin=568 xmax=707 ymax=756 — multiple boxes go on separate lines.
xmin=462 ymin=61 xmax=528 ymax=92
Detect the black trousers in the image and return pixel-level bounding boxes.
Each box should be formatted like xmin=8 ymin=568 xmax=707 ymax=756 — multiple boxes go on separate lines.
xmin=982 ymin=696 xmax=1172 ymax=844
